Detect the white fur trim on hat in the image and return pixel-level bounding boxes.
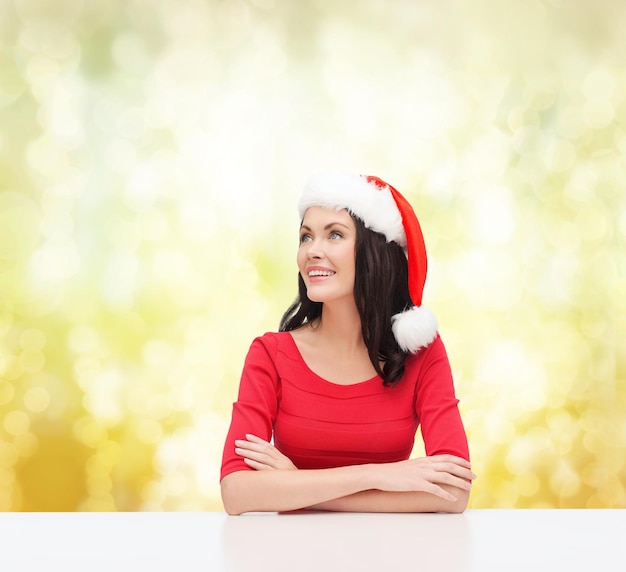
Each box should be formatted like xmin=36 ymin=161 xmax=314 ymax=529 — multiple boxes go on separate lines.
xmin=391 ymin=306 xmax=439 ymax=353
xmin=299 ymin=173 xmax=406 ymax=248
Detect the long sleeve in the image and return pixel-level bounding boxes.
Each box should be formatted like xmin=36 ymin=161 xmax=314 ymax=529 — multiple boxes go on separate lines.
xmin=220 ymin=336 xmax=281 ymax=480
xmin=414 ymin=336 xmax=470 ymax=461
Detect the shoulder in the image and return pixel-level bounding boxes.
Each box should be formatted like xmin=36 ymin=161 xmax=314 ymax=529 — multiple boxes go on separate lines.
xmin=422 ymin=334 xmax=449 ymax=360
xmin=403 ymin=334 xmax=452 ymax=380
xmin=243 ymin=331 xmax=304 ymax=381
xmin=407 ymin=334 xmax=448 ymax=363
xmin=249 ymin=331 xmax=297 ymax=359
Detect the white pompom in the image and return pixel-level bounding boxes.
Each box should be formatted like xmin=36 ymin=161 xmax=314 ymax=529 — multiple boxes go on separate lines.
xmin=391 ymin=306 xmax=439 ymax=353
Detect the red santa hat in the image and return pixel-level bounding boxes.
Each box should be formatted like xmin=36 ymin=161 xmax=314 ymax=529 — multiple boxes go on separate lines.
xmin=298 ymin=173 xmax=438 ymax=353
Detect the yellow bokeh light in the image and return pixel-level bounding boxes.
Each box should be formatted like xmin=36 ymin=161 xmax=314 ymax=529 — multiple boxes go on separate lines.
xmin=0 ymin=0 xmax=625 ymax=512
xmin=3 ymin=411 xmax=31 ymax=437
xmin=23 ymin=387 xmax=51 ymax=413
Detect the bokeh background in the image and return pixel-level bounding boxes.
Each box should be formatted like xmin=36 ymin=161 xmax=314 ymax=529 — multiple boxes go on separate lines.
xmin=1 ymin=0 xmax=625 ymax=511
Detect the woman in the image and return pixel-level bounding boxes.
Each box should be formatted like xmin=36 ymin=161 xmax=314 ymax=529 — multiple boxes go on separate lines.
xmin=220 ymin=173 xmax=475 ymax=515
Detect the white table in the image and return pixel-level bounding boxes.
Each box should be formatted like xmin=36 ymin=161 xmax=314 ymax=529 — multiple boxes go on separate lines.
xmin=1 ymin=510 xmax=624 ymax=571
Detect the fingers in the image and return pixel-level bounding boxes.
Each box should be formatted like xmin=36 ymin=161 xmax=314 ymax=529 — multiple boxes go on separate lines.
xmin=236 ymin=447 xmax=274 ymax=469
xmin=233 ymin=435 xmax=297 ymax=471
xmin=244 ymin=434 xmax=268 ymax=445
xmin=436 ymin=462 xmax=476 ymax=482
xmin=234 ymin=434 xmax=269 ymax=466
xmin=422 ymin=481 xmax=458 ymax=502
xmin=234 ymin=437 xmax=271 ymax=456
xmin=423 ymin=456 xmax=477 ymax=482
xmin=373 ymin=456 xmax=477 ymax=500
xmin=428 ymin=454 xmax=473 ymax=470
xmin=418 ymin=470 xmax=472 ymax=502
xmin=234 ymin=439 xmax=274 ymax=466
xmin=425 ymin=466 xmax=476 ymax=493
xmin=439 ymin=472 xmax=473 ymax=492
xmin=242 ymin=457 xmax=271 ymax=471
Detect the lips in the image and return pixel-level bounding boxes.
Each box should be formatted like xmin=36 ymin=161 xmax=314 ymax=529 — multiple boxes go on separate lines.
xmin=306 ymin=266 xmax=336 ymax=279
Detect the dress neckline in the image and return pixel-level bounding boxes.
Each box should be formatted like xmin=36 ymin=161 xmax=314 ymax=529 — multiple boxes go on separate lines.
xmin=285 ymin=332 xmax=381 ymax=387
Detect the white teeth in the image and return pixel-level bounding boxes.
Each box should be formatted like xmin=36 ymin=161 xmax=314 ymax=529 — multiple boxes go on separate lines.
xmin=308 ymin=270 xmax=335 ymax=277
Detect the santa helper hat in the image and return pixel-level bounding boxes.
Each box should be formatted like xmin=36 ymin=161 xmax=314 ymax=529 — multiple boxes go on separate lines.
xmin=298 ymin=173 xmax=439 ymax=354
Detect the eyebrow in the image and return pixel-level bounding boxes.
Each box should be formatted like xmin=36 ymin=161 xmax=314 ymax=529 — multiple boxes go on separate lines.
xmin=300 ymin=222 xmax=352 ymax=231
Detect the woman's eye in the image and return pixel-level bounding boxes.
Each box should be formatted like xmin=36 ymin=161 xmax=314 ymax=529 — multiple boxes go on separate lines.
xmin=299 ymin=234 xmax=312 ymax=243
xmin=330 ymin=231 xmax=342 ymax=239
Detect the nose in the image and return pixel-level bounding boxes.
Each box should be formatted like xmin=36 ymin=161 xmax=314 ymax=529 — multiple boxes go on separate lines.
xmin=304 ymin=237 xmax=324 ymax=259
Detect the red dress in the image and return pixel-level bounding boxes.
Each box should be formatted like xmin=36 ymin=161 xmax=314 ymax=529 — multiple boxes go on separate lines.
xmin=220 ymin=332 xmax=469 ymax=480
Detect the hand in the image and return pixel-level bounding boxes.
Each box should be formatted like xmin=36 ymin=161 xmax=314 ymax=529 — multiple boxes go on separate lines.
xmin=371 ymin=455 xmax=477 ymax=502
xmin=234 ymin=434 xmax=298 ymax=471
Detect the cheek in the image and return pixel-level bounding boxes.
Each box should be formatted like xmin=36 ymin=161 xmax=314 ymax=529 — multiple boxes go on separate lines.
xmin=340 ymin=246 xmax=356 ymax=270
xmin=296 ymin=249 xmax=306 ymax=271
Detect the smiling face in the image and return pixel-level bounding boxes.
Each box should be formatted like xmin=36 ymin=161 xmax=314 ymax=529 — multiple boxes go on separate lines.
xmin=297 ymin=206 xmax=357 ymax=305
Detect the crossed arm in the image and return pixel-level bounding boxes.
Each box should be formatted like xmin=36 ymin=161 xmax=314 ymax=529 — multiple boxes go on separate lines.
xmin=220 ymin=435 xmax=476 ymax=515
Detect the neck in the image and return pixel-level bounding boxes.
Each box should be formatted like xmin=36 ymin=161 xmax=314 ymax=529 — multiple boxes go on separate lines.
xmin=316 ymin=300 xmax=364 ymax=351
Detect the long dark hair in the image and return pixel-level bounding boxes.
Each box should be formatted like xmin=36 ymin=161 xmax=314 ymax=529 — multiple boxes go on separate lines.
xmin=279 ymin=214 xmax=413 ymax=386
